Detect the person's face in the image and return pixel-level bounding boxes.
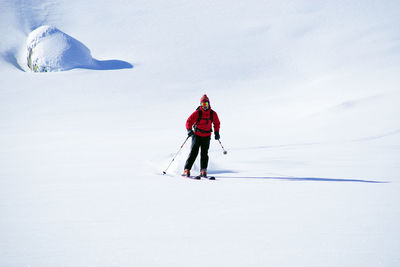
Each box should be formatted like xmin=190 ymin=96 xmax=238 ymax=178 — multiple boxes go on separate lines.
xmin=201 ymin=101 xmax=209 ymax=110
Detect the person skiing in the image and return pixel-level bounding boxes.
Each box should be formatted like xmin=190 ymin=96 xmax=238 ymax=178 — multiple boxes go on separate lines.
xmin=183 ymin=94 xmax=221 ymax=178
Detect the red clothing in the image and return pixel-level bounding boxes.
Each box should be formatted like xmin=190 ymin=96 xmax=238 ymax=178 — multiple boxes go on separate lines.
xmin=186 ymin=107 xmax=220 ymax=137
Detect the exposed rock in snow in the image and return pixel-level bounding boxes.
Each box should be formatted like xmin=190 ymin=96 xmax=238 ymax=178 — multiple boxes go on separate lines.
xmin=25 ymin=25 xmax=94 ymax=72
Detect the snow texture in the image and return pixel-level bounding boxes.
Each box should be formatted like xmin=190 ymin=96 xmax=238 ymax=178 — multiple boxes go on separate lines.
xmin=0 ymin=0 xmax=400 ymax=266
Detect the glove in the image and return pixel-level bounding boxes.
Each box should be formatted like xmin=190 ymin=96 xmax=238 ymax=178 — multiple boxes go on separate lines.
xmin=187 ymin=129 xmax=194 ymax=137
xmin=215 ymin=131 xmax=220 ymax=140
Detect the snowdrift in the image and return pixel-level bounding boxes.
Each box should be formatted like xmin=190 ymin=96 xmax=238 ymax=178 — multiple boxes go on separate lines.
xmin=23 ymin=25 xmax=132 ymax=72
xmin=25 ymin=25 xmax=93 ymax=72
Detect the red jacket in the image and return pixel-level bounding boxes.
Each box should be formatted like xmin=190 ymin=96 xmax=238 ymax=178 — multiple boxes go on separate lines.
xmin=186 ymin=107 xmax=220 ymax=137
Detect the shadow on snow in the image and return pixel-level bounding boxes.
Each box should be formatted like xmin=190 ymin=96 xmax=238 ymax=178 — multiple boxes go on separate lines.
xmin=1 ymin=49 xmax=24 ymax=71
xmin=85 ymin=59 xmax=133 ymax=70
xmin=216 ymin=176 xmax=389 ymax=183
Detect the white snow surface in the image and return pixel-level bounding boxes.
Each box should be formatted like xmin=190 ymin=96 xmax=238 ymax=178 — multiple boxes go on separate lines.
xmin=1 ymin=0 xmax=400 ymax=266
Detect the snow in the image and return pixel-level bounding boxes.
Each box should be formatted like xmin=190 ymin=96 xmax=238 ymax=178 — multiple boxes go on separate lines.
xmin=24 ymin=25 xmax=94 ymax=72
xmin=1 ymin=0 xmax=400 ymax=266
xmin=21 ymin=25 xmax=133 ymax=72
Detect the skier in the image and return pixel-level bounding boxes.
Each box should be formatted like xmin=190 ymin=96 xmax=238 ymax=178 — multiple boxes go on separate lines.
xmin=183 ymin=94 xmax=221 ymax=178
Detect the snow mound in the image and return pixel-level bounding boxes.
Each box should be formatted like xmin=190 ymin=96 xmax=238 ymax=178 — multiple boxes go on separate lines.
xmin=25 ymin=25 xmax=94 ymax=72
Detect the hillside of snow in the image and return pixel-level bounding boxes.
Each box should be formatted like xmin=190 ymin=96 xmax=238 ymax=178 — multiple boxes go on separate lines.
xmin=1 ymin=0 xmax=400 ymax=266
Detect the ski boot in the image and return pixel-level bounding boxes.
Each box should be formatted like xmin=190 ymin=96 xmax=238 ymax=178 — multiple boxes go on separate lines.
xmin=200 ymin=169 xmax=215 ymax=180
xmin=182 ymin=169 xmax=190 ymax=177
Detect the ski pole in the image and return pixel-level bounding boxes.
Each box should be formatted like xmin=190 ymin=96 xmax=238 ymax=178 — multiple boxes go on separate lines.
xmin=162 ymin=136 xmax=190 ymax=175
xmin=218 ymin=139 xmax=227 ymax=155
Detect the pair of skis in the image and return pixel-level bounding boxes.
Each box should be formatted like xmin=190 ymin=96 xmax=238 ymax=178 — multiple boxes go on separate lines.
xmin=182 ymin=174 xmax=216 ymax=180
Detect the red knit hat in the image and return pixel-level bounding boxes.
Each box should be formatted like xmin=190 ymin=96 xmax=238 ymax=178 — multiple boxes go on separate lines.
xmin=200 ymin=94 xmax=209 ymax=104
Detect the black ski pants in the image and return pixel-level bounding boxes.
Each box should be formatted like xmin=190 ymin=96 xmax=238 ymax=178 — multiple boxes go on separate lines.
xmin=184 ymin=135 xmax=211 ymax=170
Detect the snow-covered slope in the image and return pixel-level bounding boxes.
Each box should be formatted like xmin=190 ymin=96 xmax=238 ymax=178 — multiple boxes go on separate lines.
xmin=1 ymin=0 xmax=400 ymax=266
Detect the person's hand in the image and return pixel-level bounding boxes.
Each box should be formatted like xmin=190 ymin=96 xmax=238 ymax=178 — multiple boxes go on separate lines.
xmin=187 ymin=129 xmax=194 ymax=137
xmin=215 ymin=131 xmax=220 ymax=140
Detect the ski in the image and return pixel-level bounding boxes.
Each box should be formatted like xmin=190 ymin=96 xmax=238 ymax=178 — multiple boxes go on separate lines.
xmin=195 ymin=175 xmax=216 ymax=180
xmin=182 ymin=174 xmax=201 ymax=180
xmin=180 ymin=174 xmax=215 ymax=180
xmin=179 ymin=173 xmax=215 ymax=180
